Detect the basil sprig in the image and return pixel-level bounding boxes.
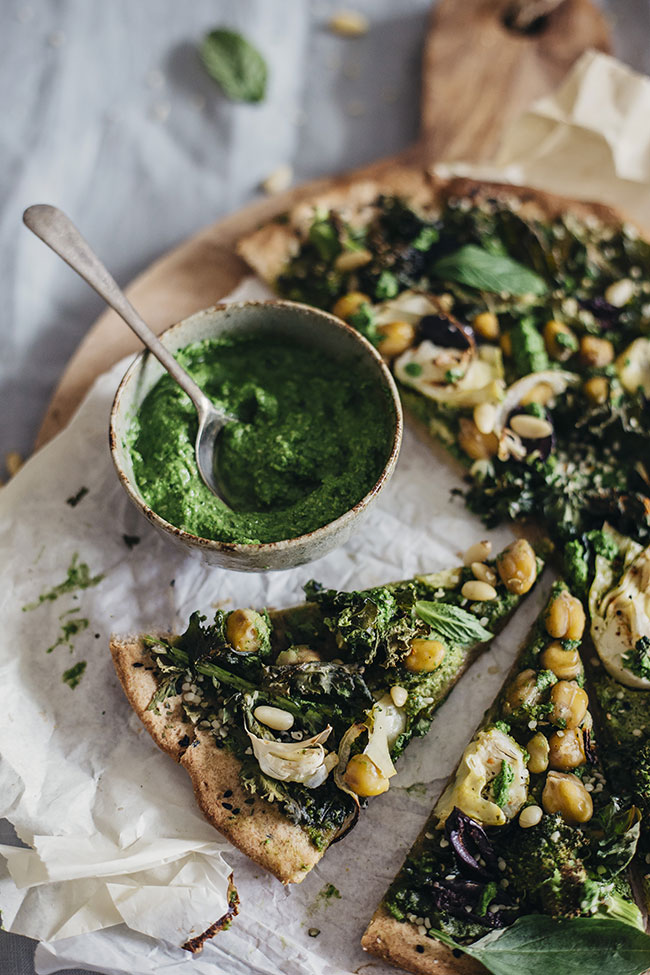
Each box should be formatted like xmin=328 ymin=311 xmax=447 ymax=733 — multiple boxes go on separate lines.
xmin=433 ymin=916 xmax=650 ymax=975
xmin=432 ymin=244 xmax=547 ymax=296
xmin=200 ymin=29 xmax=267 ymax=103
xmin=415 ymin=600 xmax=493 ymax=645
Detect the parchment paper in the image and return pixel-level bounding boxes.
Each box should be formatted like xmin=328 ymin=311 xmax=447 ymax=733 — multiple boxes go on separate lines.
xmin=1 ymin=49 xmax=650 ymax=975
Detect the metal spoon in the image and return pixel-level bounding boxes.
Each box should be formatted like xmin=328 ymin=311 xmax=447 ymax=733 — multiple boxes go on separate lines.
xmin=23 ymin=204 xmax=235 ymax=506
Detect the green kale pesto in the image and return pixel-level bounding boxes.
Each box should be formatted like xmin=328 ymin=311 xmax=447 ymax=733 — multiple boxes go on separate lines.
xmin=128 ymin=333 xmax=395 ymax=544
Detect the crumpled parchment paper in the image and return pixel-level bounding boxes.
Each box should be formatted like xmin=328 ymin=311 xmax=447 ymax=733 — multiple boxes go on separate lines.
xmin=1 ymin=48 xmax=649 ymax=975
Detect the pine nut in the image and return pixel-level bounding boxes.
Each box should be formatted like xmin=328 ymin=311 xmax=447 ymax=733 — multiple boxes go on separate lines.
xmin=519 ymin=805 xmax=543 ymax=828
xmin=461 ymin=580 xmax=497 ymax=601
xmin=463 ymin=540 xmax=492 ymax=565
xmin=390 ymin=685 xmax=408 ymax=707
xmin=253 ymin=705 xmax=294 ymax=731
xmin=335 ymin=248 xmax=373 ymax=272
xmin=605 ymin=278 xmax=634 ymax=307
xmin=471 ymin=562 xmax=497 ymax=585
xmin=473 ymin=402 xmax=497 ymax=435
xmin=509 ymin=414 xmax=553 ymax=440
xmin=328 ymin=10 xmax=369 ymax=36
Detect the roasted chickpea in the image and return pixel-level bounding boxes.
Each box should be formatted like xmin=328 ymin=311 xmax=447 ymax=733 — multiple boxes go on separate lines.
xmin=496 ymin=538 xmax=537 ymax=595
xmin=544 ymin=319 xmax=577 ymax=361
xmin=332 ymin=291 xmax=371 ymax=322
xmin=275 ymin=645 xmax=322 ymax=665
xmin=521 ymin=382 xmax=554 ymax=407
xmin=550 ymin=681 xmax=589 ymax=729
xmin=548 ymin=729 xmax=586 ymax=770
xmin=503 ymin=669 xmax=540 ymax=715
xmin=544 ymin=590 xmax=585 ymax=640
xmin=226 ymin=609 xmax=267 ymax=654
xmin=404 ymin=638 xmax=446 ymax=673
xmin=526 ymin=732 xmax=550 ymax=774
xmin=377 ymin=320 xmax=415 ymax=358
xmin=542 ymin=771 xmax=593 ymax=824
xmin=540 ymin=641 xmax=583 ymax=680
xmin=458 ymin=418 xmax=498 ymax=461
xmin=584 ymin=376 xmax=609 ymax=405
xmin=473 ymin=311 xmax=500 ymax=340
xmin=343 ymin=753 xmax=389 ymax=796
xmin=579 ymin=335 xmax=614 ymax=368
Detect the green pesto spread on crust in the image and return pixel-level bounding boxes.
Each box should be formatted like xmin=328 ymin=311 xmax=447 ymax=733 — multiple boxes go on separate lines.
xmin=128 ymin=333 xmax=395 ymax=544
xmin=142 ymin=545 xmax=539 ymax=849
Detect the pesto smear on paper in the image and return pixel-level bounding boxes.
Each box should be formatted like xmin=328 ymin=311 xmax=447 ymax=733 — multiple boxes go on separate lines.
xmin=128 ymin=333 xmax=395 ymax=544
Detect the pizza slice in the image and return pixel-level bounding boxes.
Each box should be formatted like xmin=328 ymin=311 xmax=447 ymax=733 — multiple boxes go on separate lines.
xmin=362 ymin=579 xmax=644 ymax=975
xmin=238 ymin=173 xmax=650 ymax=554
xmin=578 ymin=525 xmax=650 ymax=909
xmin=111 ymin=538 xmax=541 ymax=884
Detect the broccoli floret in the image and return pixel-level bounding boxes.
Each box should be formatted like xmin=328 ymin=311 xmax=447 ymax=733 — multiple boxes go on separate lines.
xmin=505 ymin=814 xmax=591 ymax=917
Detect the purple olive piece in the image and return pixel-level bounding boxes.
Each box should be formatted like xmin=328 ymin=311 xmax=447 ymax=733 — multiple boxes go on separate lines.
xmin=419 ymin=313 xmax=474 ymax=350
xmin=583 ymin=727 xmax=597 ymax=765
xmin=579 ymin=296 xmax=620 ymax=326
xmin=506 ymin=408 xmax=555 ymax=461
xmin=445 ymin=806 xmax=498 ymax=878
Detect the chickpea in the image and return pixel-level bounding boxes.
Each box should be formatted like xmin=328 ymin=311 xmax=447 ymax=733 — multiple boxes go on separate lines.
xmin=544 ymin=319 xmax=577 ymax=361
xmin=540 ymin=642 xmax=583 ymax=680
xmin=343 ymin=753 xmax=389 ymax=796
xmin=580 ymin=335 xmax=614 ymax=368
xmin=332 ymin=291 xmax=371 ymax=322
xmin=377 ymin=320 xmax=415 ymax=358
xmin=275 ymin=645 xmax=322 ymax=665
xmin=496 ymin=538 xmax=537 ymax=595
xmin=458 ymin=418 xmax=498 ymax=461
xmin=473 ymin=311 xmax=500 ymax=340
xmin=226 ymin=609 xmax=267 ymax=654
xmin=526 ymin=732 xmax=550 ymax=774
xmin=550 ymin=681 xmax=589 ymax=729
xmin=544 ymin=591 xmax=585 ymax=640
xmin=404 ymin=638 xmax=446 ymax=673
xmin=503 ymin=669 xmax=540 ymax=715
xmin=542 ymin=771 xmax=593 ymax=824
xmin=584 ymin=376 xmax=609 ymax=405
xmin=521 ymin=382 xmax=554 ymax=407
xmin=548 ymin=728 xmax=586 ymax=770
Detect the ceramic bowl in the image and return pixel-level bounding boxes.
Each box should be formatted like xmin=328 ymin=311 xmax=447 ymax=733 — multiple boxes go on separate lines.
xmin=110 ymin=300 xmax=403 ymax=571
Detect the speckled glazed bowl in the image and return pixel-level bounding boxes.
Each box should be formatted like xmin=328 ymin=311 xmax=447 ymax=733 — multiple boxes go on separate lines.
xmin=110 ymin=300 xmax=403 ymax=572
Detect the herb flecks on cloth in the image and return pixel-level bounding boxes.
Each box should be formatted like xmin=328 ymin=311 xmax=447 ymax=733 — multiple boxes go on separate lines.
xmin=22 ymin=553 xmax=104 ymax=611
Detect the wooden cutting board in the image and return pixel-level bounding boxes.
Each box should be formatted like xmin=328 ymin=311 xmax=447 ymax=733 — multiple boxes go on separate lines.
xmin=35 ymin=0 xmax=610 ymax=450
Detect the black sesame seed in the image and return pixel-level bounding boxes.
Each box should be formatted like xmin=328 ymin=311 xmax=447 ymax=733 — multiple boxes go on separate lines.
xmin=244 ymin=797 xmax=255 ymax=805
xmin=416 ymin=945 xmax=425 ymax=954
xmin=222 ymin=802 xmax=233 ymax=810
xmin=232 ymin=808 xmax=240 ymax=815
xmin=224 ymin=789 xmax=233 ymax=798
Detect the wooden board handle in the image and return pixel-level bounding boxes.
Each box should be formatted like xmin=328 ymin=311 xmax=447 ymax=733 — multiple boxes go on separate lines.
xmin=418 ymin=0 xmax=610 ymax=166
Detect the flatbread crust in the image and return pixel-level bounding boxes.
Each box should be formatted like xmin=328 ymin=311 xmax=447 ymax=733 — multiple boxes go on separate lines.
xmin=236 ymin=166 xmax=634 ymax=287
xmin=361 ymin=905 xmax=483 ymax=975
xmin=110 ymin=635 xmax=329 ymax=884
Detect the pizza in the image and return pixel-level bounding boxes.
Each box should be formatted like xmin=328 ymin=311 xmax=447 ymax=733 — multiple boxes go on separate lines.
xmin=361 ymin=580 xmax=643 ymax=974
xmin=111 ymin=538 xmax=541 ymax=884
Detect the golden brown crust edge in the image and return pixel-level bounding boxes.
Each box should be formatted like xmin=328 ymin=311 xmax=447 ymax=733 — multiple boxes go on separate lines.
xmin=362 ymin=905 xmax=484 ymax=975
xmin=109 ymin=635 xmax=326 ymax=884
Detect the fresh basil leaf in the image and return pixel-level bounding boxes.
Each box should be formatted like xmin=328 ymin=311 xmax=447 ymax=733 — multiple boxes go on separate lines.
xmin=415 ymin=600 xmax=493 ymax=645
xmin=432 ymin=244 xmax=547 ymax=296
xmin=200 ymin=29 xmax=267 ymax=103
xmin=433 ymin=916 xmax=650 ymax=975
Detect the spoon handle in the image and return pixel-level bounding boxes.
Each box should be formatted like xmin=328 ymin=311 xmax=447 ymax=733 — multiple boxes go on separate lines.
xmin=23 ymin=204 xmax=213 ymax=417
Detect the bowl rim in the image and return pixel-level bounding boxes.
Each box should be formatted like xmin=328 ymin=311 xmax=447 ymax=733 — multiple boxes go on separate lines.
xmin=109 ymin=298 xmax=403 ymax=555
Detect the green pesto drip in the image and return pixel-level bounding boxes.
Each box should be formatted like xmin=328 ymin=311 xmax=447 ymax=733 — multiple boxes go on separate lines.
xmin=128 ymin=333 xmax=395 ymax=544
xmin=23 ymin=553 xmax=104 ymax=612
xmin=46 ymin=615 xmax=89 ymax=654
xmin=62 ymin=661 xmax=87 ymax=688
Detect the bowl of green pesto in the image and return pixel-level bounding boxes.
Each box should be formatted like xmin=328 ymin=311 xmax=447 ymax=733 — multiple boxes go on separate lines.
xmin=110 ymin=300 xmax=402 ymax=571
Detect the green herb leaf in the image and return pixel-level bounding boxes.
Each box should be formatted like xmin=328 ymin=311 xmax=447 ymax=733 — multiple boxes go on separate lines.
xmin=432 ymin=244 xmax=547 ymax=296
xmin=200 ymin=29 xmax=267 ymax=103
xmin=414 ymin=600 xmax=493 ymax=645
xmin=623 ymin=636 xmax=650 ymax=681
xmin=309 ymin=218 xmax=342 ymax=263
xmin=433 ymin=915 xmax=650 ymax=975
xmin=375 ymin=270 xmax=399 ymax=300
xmin=412 ymin=226 xmax=439 ymax=251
